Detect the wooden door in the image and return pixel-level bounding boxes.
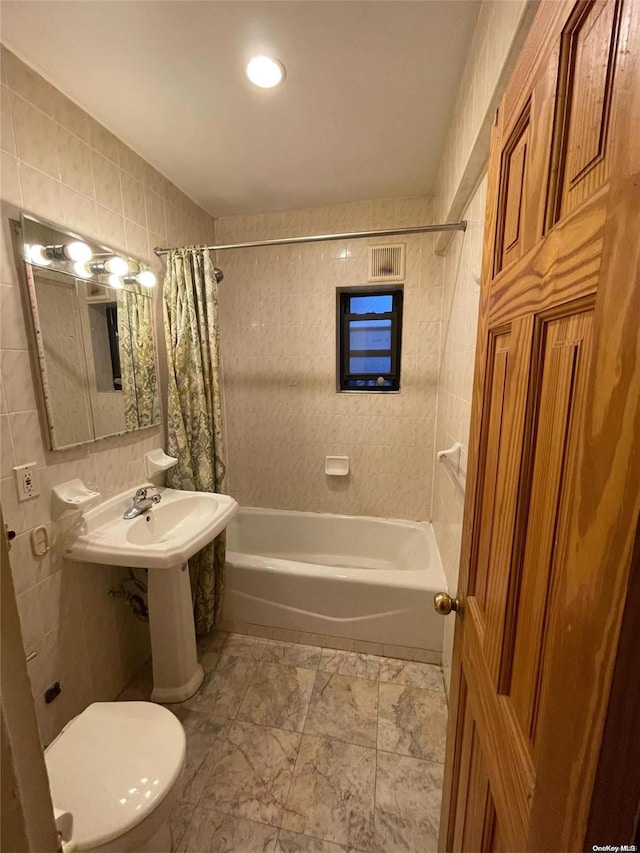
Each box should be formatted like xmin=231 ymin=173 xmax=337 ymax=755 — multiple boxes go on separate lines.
xmin=440 ymin=0 xmax=640 ymax=850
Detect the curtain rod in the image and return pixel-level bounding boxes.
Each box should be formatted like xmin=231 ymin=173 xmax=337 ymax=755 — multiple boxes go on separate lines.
xmin=154 ymin=221 xmax=467 ymax=256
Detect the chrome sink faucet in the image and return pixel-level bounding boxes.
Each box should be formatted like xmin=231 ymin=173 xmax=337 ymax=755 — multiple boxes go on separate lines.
xmin=123 ymin=486 xmax=162 ymax=519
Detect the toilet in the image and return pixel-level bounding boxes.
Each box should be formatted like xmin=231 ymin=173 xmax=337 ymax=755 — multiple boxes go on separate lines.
xmin=45 ymin=702 xmax=186 ymax=852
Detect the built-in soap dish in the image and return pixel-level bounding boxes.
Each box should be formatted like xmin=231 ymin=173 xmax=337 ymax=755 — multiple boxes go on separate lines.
xmin=145 ymin=448 xmax=178 ymax=478
xmin=325 ymin=456 xmax=349 ymax=476
xmin=51 ymin=479 xmax=101 ymax=520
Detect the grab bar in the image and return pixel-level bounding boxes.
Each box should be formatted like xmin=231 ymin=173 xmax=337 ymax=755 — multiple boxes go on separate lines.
xmin=437 ymin=443 xmax=466 ymax=495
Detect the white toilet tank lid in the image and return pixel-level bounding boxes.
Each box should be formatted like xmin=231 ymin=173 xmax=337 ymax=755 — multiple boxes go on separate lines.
xmin=45 ymin=702 xmax=186 ymax=850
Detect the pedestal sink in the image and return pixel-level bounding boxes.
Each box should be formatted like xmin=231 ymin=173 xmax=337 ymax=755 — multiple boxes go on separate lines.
xmin=62 ymin=485 xmax=238 ymax=703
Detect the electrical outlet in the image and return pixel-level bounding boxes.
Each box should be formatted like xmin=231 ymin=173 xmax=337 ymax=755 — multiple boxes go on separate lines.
xmin=13 ymin=463 xmax=40 ymax=501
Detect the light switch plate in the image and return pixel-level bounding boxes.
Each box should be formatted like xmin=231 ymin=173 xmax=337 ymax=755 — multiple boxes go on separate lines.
xmin=13 ymin=463 xmax=40 ymax=501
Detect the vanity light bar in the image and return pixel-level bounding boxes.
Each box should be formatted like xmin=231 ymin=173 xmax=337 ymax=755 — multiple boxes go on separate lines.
xmin=27 ymin=241 xmax=92 ymax=265
xmin=90 ymin=256 xmax=129 ymax=276
xmin=122 ymin=270 xmax=157 ymax=288
xmin=73 ymin=261 xmax=93 ymax=279
xmin=26 ymin=236 xmax=154 ymax=290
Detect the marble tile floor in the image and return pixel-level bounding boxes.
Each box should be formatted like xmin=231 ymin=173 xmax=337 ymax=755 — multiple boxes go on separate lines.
xmin=117 ymin=632 xmax=448 ymax=853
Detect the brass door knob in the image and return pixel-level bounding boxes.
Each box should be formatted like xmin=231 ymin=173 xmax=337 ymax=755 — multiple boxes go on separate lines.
xmin=433 ymin=592 xmax=461 ymax=615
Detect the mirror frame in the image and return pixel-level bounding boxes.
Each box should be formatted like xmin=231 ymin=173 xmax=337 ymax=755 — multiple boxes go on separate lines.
xmin=14 ymin=213 xmax=162 ymax=451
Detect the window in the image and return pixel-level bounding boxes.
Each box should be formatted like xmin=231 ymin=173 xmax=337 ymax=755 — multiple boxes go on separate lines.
xmin=337 ymin=287 xmax=403 ymax=391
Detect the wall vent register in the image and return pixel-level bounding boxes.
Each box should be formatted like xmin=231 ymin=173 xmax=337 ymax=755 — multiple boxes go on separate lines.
xmin=368 ymin=243 xmax=405 ymax=282
xmin=337 ymin=287 xmax=403 ymax=391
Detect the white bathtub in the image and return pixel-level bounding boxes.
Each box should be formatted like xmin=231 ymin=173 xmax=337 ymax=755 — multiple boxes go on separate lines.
xmin=224 ymin=508 xmax=447 ymax=657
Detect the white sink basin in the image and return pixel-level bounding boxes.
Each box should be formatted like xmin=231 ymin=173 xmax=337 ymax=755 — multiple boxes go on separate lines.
xmin=65 ymin=485 xmax=238 ymax=570
xmin=62 ymin=484 xmax=239 ymax=704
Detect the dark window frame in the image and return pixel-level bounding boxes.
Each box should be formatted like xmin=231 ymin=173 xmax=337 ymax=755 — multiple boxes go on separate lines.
xmin=337 ymin=286 xmax=403 ymax=392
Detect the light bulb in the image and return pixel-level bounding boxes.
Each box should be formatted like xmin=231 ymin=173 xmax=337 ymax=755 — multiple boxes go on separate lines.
xmin=136 ymin=270 xmax=157 ymax=288
xmin=73 ymin=261 xmax=92 ymax=279
xmin=246 ymin=56 xmax=286 ymax=89
xmin=65 ymin=241 xmax=92 ymax=262
xmin=104 ymin=256 xmax=129 ymax=276
xmin=107 ymin=274 xmax=123 ymax=289
xmin=27 ymin=244 xmax=51 ymax=266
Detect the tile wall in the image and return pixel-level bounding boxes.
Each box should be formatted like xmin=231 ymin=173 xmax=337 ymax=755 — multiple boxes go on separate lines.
xmin=429 ymin=0 xmax=533 ymax=693
xmin=0 ymin=0 xmax=534 ymax=735
xmin=216 ymin=196 xmax=444 ymax=521
xmin=0 ymin=46 xmax=216 ymax=744
xmin=432 ymin=0 xmax=531 ymax=237
xmin=431 ymin=178 xmax=487 ymax=691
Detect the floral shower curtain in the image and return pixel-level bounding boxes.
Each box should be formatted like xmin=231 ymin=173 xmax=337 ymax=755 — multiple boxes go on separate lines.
xmin=117 ymin=288 xmax=160 ymax=429
xmin=117 ymin=290 xmax=139 ymax=431
xmin=163 ymin=248 xmax=227 ymax=633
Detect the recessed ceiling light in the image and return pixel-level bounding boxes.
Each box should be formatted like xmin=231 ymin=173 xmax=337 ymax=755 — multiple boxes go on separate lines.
xmin=246 ymin=56 xmax=286 ymax=89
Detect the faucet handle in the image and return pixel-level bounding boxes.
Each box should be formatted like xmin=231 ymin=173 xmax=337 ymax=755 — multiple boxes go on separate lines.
xmin=135 ymin=487 xmax=148 ymax=500
xmin=151 ymin=494 xmax=161 ymax=504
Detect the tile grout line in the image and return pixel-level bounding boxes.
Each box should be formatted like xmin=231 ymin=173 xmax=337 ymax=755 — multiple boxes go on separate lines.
xmin=186 ymin=637 xmax=298 ymax=840
xmin=375 ymin=745 xmax=447 ymax=768
xmin=275 ymin=648 xmax=322 ymax=841
xmin=184 ymin=633 xmax=259 ymax=820
xmin=373 ymin=674 xmax=380 ymax=853
xmin=166 ymin=638 xmax=445 ymax=850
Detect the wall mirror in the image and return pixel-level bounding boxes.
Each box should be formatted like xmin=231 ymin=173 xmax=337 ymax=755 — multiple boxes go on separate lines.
xmin=16 ymin=213 xmax=161 ymax=450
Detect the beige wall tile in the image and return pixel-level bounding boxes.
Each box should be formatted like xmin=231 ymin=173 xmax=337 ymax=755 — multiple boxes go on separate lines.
xmin=143 ymin=162 xmax=165 ymax=198
xmin=432 ymin=176 xmax=487 ymax=692
xmin=412 ymin=648 xmax=441 ymax=665
xmin=0 ymin=412 xmax=15 ymax=478
xmin=88 ymin=118 xmax=119 ymax=163
xmin=1 ymin=152 xmax=21 ymax=207
xmin=0 ymin=349 xmax=38 ymax=412
xmin=19 ymin=162 xmax=63 ymax=221
xmin=1 ymin=85 xmax=16 ymax=155
xmin=246 ymin=623 xmax=274 ymax=639
xmin=434 ymin=0 xmax=529 ymax=230
xmin=326 ymin=636 xmax=355 ymax=652
xmin=9 ymin=410 xmax=46 ymax=467
xmin=124 ymin=219 xmax=149 ymax=261
xmin=0 ymin=47 xmax=215 ymax=744
xmin=121 ymin=171 xmax=146 ymax=227
xmin=118 ymin=141 xmax=146 ymax=181
xmin=57 ymin=125 xmax=94 ymax=197
xmin=217 ymin=194 xmax=440 ymax=521
xmin=62 ymin=186 xmax=97 ymax=236
xmin=383 ymin=644 xmax=414 ymax=661
xmin=91 ymin=150 xmax=122 ymax=213
xmin=272 ymin=627 xmax=300 ymax=643
xmin=0 ymin=283 xmax=28 ymax=349
xmin=354 ymin=640 xmax=383 ymax=656
xmin=144 ymin=189 xmax=166 ymax=239
xmin=52 ymin=92 xmax=90 ymax=142
xmin=11 ymin=95 xmax=59 ymax=179
xmin=16 ymin=584 xmax=43 ymax=648
xmin=2 ymin=48 xmax=54 ymax=117
xmin=0 ymin=473 xmax=25 ymax=534
xmin=95 ymin=204 xmax=126 ymax=252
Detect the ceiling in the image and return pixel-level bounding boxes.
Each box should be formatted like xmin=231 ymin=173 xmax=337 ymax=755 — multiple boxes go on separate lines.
xmin=1 ymin=1 xmax=480 ymax=217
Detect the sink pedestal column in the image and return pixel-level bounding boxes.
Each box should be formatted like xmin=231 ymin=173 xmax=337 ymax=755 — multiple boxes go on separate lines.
xmin=147 ymin=562 xmax=204 ymax=703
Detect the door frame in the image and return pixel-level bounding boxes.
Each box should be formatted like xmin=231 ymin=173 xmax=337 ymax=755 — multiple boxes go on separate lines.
xmin=1 ymin=508 xmax=58 ymax=851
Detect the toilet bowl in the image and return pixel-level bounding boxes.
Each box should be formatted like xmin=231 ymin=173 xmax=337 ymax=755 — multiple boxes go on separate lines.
xmin=45 ymin=702 xmax=186 ymax=852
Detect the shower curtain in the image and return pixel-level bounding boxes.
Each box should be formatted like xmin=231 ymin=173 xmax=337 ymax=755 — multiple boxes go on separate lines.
xmin=117 ymin=290 xmax=139 ymax=431
xmin=163 ymin=248 xmax=227 ymax=633
xmin=117 ymin=289 xmax=160 ymax=429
